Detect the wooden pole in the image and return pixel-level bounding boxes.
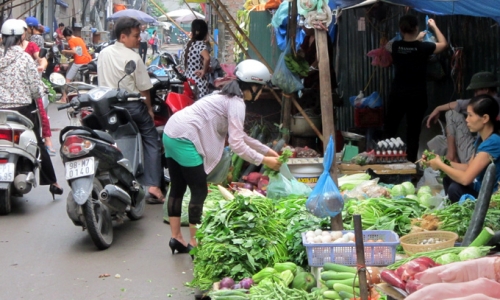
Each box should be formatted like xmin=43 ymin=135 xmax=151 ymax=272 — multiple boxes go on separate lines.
xmin=210 ymin=0 xmax=323 ymax=142
xmin=316 ymin=29 xmax=342 ymax=230
xmin=353 ymin=215 xmax=369 ymax=300
xmin=16 ymin=0 xmax=42 ymax=19
xmin=281 ymin=0 xmax=298 ymax=143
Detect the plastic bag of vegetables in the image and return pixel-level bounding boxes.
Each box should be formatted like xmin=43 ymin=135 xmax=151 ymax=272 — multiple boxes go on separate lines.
xmin=271 ymin=41 xmax=304 ymax=94
xmin=306 ymin=136 xmax=344 ymax=218
xmin=206 ymin=147 xmax=231 ymax=184
xmin=267 ymin=164 xmax=311 ymax=199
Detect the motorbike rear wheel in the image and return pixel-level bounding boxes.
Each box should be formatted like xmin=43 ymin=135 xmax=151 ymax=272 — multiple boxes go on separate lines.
xmin=126 ymin=195 xmax=145 ymax=220
xmin=82 ymin=179 xmax=113 ymax=250
xmin=0 ymin=184 xmax=12 ymax=215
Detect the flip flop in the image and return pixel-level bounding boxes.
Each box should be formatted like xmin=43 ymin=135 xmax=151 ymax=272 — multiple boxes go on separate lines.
xmin=146 ymin=195 xmax=165 ymax=204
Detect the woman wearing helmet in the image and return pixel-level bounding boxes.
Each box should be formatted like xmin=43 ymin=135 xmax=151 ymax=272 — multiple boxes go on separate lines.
xmin=25 ymin=16 xmax=44 ymax=49
xmin=0 ymin=19 xmax=63 ymax=198
xmin=162 ymin=59 xmax=281 ymax=255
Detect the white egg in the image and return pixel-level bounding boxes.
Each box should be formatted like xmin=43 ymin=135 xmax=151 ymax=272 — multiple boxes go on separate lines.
xmin=321 ymin=235 xmax=332 ymax=243
xmin=306 ymin=231 xmax=316 ymax=239
xmin=333 ymin=238 xmax=344 ymax=243
xmin=315 ymin=229 xmax=323 ymax=236
xmin=314 ymin=236 xmax=323 ymax=243
xmin=322 ymin=231 xmax=331 ymax=236
xmin=346 ymin=232 xmax=355 ymax=240
xmin=330 ymin=231 xmax=343 ymax=240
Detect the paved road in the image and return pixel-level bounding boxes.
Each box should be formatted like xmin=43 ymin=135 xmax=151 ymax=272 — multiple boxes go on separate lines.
xmin=0 ymin=104 xmax=196 ymax=299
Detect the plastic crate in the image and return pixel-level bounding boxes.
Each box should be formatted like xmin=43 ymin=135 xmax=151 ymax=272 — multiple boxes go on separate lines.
xmin=354 ymin=108 xmax=384 ymax=128
xmin=302 ymin=230 xmax=400 ymax=267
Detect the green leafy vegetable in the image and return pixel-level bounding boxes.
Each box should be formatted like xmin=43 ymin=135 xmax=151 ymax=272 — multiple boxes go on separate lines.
xmin=264 ymin=149 xmax=293 ymax=177
xmin=421 ymin=150 xmax=451 ymax=178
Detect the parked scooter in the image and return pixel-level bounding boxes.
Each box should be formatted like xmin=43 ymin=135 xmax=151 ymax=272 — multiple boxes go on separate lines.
xmin=51 ymin=61 xmax=146 ymax=250
xmin=0 ymin=110 xmax=41 ymax=215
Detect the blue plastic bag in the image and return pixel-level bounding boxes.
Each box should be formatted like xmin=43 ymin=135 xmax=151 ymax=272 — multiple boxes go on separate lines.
xmin=306 ymin=136 xmax=344 ymax=218
xmin=271 ymin=41 xmax=304 ymax=94
xmin=349 ymin=91 xmax=382 ymax=108
xmin=423 ymin=15 xmax=436 ymax=43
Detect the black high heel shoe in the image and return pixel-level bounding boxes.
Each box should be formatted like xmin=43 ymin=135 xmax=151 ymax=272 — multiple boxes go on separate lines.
xmin=49 ymin=184 xmax=63 ymax=200
xmin=169 ymin=238 xmax=189 ymax=254
xmin=187 ymin=244 xmax=194 ymax=260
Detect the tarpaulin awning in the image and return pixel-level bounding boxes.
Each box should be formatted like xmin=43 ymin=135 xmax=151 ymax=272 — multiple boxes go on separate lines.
xmin=56 ymin=0 xmax=69 ymax=8
xmin=329 ymin=0 xmax=500 ymax=22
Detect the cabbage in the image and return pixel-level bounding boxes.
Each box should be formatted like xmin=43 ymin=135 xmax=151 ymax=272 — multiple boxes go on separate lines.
xmin=418 ymin=193 xmax=433 ymax=207
xmin=459 ymin=247 xmax=484 ymax=261
xmin=417 ymin=186 xmax=432 ymax=196
xmin=391 ymin=185 xmax=405 ymax=197
xmin=401 ymin=182 xmax=415 ymax=195
xmin=405 ymin=195 xmax=418 ymax=201
xmin=436 ymin=253 xmax=460 ymax=265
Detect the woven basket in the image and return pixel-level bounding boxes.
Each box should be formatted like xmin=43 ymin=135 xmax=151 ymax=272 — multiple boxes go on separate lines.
xmin=400 ymin=231 xmax=458 ymax=255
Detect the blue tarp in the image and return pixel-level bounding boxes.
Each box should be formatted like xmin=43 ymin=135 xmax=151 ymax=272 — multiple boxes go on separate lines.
xmin=329 ymin=0 xmax=500 ymax=22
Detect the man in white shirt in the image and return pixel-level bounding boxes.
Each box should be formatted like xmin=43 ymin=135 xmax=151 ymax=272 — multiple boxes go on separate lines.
xmin=98 ymin=17 xmax=164 ymax=203
xmin=139 ymin=25 xmax=149 ymax=63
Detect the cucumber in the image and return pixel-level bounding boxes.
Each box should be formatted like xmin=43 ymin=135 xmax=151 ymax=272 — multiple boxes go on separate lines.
xmin=323 ymin=290 xmax=341 ymax=299
xmin=334 ymin=283 xmax=360 ymax=295
xmin=325 ymin=278 xmax=359 ymax=289
xmin=338 ymin=290 xmax=355 ymax=299
xmin=321 ymin=271 xmax=356 ymax=281
xmin=323 ymin=263 xmax=357 ymax=274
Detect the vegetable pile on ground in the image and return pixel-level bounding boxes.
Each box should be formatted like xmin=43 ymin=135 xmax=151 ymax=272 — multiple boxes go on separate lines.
xmin=343 ymin=197 xmax=426 ymax=237
xmin=412 ymin=197 xmax=500 ymax=239
xmin=318 ymin=263 xmax=382 ymax=300
xmin=207 ymin=262 xmax=322 ymax=299
xmin=188 ymin=195 xmax=289 ymax=291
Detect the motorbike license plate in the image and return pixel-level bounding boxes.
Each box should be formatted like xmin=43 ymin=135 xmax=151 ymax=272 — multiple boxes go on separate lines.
xmin=65 ymin=157 xmax=94 ymax=180
xmin=0 ymin=163 xmax=15 ymax=182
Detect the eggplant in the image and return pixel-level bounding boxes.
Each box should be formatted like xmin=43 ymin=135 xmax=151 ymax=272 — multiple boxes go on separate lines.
xmin=462 ymin=163 xmax=496 ymax=246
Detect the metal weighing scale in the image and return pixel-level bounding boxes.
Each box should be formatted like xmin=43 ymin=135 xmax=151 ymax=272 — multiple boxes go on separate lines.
xmin=341 ymin=131 xmax=365 ymax=162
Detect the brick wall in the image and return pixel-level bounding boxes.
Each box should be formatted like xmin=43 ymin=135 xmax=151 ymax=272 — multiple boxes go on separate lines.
xmin=217 ymin=0 xmax=245 ymax=63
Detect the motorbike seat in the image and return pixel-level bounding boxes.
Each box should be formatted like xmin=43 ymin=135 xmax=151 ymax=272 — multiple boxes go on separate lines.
xmin=2 ymin=112 xmax=33 ymax=129
xmin=69 ymin=82 xmax=95 ymax=91
xmin=68 ymin=129 xmax=115 ymax=144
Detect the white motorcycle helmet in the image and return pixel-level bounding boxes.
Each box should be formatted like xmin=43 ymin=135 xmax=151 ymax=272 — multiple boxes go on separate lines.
xmin=234 ymin=59 xmax=271 ymax=84
xmin=232 ymin=59 xmax=271 ymax=101
xmin=1 ymin=19 xmax=26 ymax=36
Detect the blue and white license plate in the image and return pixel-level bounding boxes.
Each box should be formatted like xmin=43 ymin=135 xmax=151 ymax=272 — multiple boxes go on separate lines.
xmin=65 ymin=157 xmax=94 ymax=180
xmin=0 ymin=163 xmax=15 ymax=182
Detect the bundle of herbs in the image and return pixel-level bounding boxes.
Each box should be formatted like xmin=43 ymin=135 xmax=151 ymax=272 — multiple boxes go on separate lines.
xmin=275 ymin=195 xmax=329 ymax=267
xmin=427 ymin=198 xmax=500 ymax=239
xmin=188 ymin=196 xmax=289 ymax=291
xmin=343 ymin=197 xmax=426 ymax=237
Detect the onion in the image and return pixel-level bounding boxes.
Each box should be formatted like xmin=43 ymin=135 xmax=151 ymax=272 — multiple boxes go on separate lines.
xmin=232 ymin=283 xmax=242 ymax=289
xmin=242 ymin=183 xmax=254 ymax=190
xmin=366 ymin=267 xmax=381 ymax=284
xmin=220 ymin=277 xmax=235 ymax=289
xmin=239 ymin=278 xmax=254 ymax=289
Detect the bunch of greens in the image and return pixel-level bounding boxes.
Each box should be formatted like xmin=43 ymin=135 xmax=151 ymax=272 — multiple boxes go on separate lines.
xmin=275 ymin=196 xmax=329 ymax=267
xmin=41 ymin=77 xmax=57 ymax=103
xmin=249 ymin=281 xmax=322 ymax=300
xmin=343 ymin=197 xmax=426 ymax=236
xmin=421 ymin=150 xmax=451 ymax=178
xmin=431 ymin=198 xmax=500 ymax=238
xmin=264 ymin=149 xmax=293 ymax=177
xmin=188 ymin=196 xmax=289 ymax=291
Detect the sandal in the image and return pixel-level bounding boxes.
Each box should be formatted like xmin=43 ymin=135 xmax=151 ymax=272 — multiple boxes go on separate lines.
xmin=46 ymin=146 xmax=56 ymax=156
xmin=145 ymin=194 xmax=165 ymax=204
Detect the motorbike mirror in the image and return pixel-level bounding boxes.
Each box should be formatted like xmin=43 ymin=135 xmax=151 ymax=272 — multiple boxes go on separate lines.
xmin=49 ymin=72 xmax=66 ymax=87
xmin=124 ymin=60 xmax=136 ymax=75
xmin=39 ymin=48 xmax=48 ymax=58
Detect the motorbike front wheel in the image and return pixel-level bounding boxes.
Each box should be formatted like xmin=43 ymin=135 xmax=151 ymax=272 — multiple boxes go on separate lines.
xmin=0 ymin=184 xmax=12 ymax=215
xmin=82 ymin=179 xmax=113 ymax=250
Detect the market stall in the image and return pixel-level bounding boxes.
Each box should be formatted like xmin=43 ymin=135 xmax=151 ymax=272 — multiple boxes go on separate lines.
xmin=162 ymin=0 xmax=500 ymax=299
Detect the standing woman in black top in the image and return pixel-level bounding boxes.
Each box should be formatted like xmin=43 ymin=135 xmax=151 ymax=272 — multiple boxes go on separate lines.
xmin=385 ymin=15 xmax=447 ymax=162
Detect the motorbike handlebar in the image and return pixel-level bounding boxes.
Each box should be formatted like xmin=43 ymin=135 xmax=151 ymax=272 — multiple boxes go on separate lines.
xmin=57 ymin=103 xmax=72 ymax=111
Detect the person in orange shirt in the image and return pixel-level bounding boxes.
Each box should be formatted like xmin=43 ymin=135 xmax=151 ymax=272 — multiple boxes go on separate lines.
xmin=58 ymin=28 xmax=92 ymax=103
